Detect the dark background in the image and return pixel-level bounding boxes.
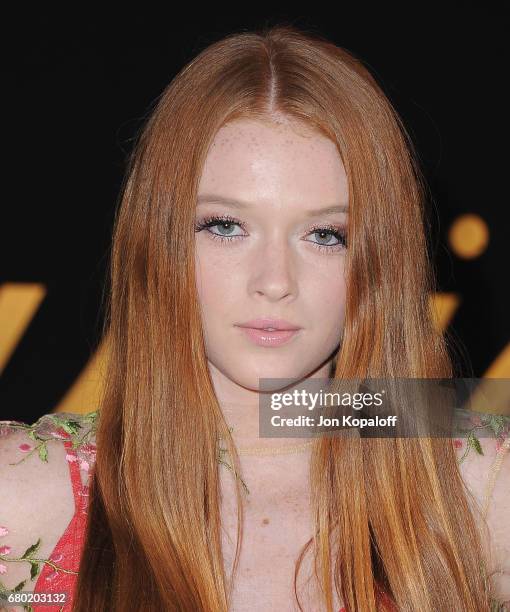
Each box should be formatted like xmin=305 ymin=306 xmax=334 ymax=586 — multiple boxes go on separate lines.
xmin=2 ymin=10 xmax=508 ymax=422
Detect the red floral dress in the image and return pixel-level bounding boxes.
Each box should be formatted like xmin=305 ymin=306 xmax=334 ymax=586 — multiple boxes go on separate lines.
xmin=0 ymin=412 xmax=97 ymax=611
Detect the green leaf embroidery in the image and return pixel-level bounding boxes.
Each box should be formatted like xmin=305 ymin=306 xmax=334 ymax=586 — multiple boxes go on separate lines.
xmin=21 ymin=539 xmax=41 ymax=559
xmin=456 ymin=411 xmax=510 ymax=464
xmin=218 ymin=446 xmax=250 ymax=495
xmin=29 ymin=561 xmax=39 ymax=580
xmin=38 ymin=442 xmax=48 ymax=462
xmin=487 ymin=415 xmax=507 ymax=437
xmin=467 ymin=431 xmax=484 ymax=456
xmin=59 ymin=420 xmax=82 ymax=436
xmin=13 ymin=579 xmax=27 ymax=591
xmin=81 ymin=409 xmax=99 ymax=423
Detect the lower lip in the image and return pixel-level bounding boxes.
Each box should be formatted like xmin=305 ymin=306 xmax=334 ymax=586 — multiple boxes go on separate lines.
xmin=237 ymin=326 xmax=300 ymax=347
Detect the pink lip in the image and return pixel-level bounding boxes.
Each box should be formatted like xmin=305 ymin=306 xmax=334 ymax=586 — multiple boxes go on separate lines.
xmin=234 ymin=318 xmax=302 ymax=347
xmin=235 ymin=318 xmax=301 ymax=331
xmin=237 ymin=327 xmax=300 ymax=347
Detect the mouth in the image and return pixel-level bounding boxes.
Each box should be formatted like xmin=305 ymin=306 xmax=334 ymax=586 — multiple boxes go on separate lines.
xmin=234 ymin=323 xmax=301 ymax=347
xmin=235 ymin=318 xmax=301 ymax=332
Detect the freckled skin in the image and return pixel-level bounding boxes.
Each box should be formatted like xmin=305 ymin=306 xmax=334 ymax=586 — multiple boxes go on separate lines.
xmin=219 ymin=450 xmax=344 ymax=608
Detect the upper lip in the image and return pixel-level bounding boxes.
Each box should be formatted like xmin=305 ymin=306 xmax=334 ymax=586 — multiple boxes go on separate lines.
xmin=235 ymin=318 xmax=301 ymax=331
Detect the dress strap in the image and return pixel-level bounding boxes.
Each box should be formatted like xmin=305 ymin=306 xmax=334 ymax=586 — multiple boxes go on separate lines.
xmin=481 ymin=435 xmax=510 ymax=520
xmin=63 ymin=440 xmax=89 ymax=514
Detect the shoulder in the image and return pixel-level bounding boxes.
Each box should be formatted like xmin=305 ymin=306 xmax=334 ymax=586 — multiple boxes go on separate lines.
xmin=0 ymin=410 xmax=98 ymax=489
xmin=0 ymin=410 xmax=99 ymax=594
xmin=454 ymin=412 xmax=510 ymax=607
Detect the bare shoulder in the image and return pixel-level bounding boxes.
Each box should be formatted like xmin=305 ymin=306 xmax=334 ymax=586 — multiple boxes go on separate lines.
xmin=454 ymin=415 xmax=510 ymax=607
xmin=0 ymin=410 xmax=98 ymax=594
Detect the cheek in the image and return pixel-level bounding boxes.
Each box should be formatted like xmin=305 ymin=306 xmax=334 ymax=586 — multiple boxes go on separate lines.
xmin=306 ymin=262 xmax=347 ymax=318
xmin=307 ymin=276 xmax=346 ymax=342
xmin=319 ymin=291 xmax=346 ymax=334
xmin=195 ymin=249 xmax=239 ymax=312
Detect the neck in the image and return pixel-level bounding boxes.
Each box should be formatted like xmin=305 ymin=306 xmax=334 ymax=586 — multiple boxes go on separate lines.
xmin=214 ymin=360 xmax=335 ymax=452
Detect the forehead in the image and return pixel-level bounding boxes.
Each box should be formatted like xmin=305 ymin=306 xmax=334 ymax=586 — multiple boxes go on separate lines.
xmin=198 ymin=118 xmax=348 ymax=207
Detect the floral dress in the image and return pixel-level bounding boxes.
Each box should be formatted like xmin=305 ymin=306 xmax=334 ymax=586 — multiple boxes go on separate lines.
xmin=0 ymin=410 xmax=509 ymax=611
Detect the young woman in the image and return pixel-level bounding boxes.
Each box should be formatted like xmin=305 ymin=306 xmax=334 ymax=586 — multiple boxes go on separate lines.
xmin=1 ymin=24 xmax=509 ymax=612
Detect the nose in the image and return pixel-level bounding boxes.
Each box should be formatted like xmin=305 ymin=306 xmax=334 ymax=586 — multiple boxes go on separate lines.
xmin=247 ymin=237 xmax=298 ymax=302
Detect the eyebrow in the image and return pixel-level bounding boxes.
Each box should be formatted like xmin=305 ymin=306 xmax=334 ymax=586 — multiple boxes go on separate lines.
xmin=196 ymin=194 xmax=349 ymax=216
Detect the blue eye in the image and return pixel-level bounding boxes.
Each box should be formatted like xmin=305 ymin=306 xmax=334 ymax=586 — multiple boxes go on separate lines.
xmin=194 ymin=215 xmax=347 ymax=252
xmin=194 ymin=215 xmax=245 ymax=240
xmin=307 ymin=225 xmax=348 ymax=252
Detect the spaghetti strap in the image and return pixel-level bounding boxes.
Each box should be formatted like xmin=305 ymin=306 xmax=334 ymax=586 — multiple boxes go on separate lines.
xmin=481 ymin=435 xmax=510 ymax=520
xmin=62 ymin=440 xmax=89 ymax=514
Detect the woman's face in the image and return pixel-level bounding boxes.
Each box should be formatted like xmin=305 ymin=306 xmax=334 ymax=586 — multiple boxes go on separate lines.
xmin=195 ymin=116 xmax=348 ymax=397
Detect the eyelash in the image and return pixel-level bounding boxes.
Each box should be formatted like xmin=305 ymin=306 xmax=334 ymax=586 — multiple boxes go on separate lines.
xmin=194 ymin=214 xmax=347 ymax=252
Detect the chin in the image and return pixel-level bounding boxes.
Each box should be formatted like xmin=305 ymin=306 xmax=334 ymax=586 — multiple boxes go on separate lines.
xmin=233 ymin=376 xmax=293 ymax=393
xmin=234 ymin=363 xmax=308 ymax=392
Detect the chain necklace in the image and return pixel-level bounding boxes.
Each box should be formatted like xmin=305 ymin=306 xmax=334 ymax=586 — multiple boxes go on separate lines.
xmin=237 ymin=440 xmax=314 ymax=455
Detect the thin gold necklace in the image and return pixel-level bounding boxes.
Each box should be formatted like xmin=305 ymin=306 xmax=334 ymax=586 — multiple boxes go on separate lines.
xmin=237 ymin=440 xmax=314 ymax=456
xmin=217 ymin=439 xmax=314 ymax=496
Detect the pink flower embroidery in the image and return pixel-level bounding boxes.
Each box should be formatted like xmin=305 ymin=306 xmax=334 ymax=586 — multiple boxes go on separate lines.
xmin=45 ymin=570 xmax=60 ymax=582
xmin=54 ymin=427 xmax=72 ymax=440
xmin=0 ymin=545 xmax=11 ymax=555
xmin=78 ymin=486 xmax=90 ymax=498
xmin=18 ymin=443 xmax=32 ymax=452
xmin=65 ymin=453 xmax=78 ymax=463
xmin=0 ymin=563 xmax=7 ymax=574
xmin=0 ymin=526 xmax=8 ymax=537
xmin=79 ymin=460 xmax=90 ymax=471
xmin=51 ymin=431 xmax=70 ymax=440
xmin=81 ymin=442 xmax=97 ymax=460
xmin=50 ymin=552 xmax=63 ymax=563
